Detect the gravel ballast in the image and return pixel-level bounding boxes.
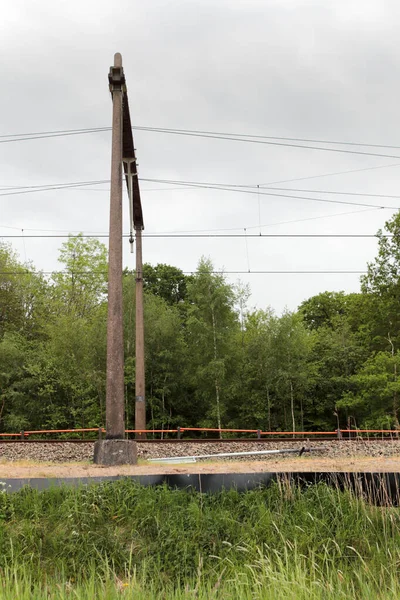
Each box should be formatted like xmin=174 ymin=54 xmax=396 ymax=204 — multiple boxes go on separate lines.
xmin=1 ymin=439 xmax=400 ymax=463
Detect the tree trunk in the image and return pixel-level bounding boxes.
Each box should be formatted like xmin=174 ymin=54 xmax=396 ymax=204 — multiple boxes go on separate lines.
xmin=266 ymin=386 xmax=271 ymax=431
xmin=161 ymin=388 xmax=165 ymax=440
xmin=300 ymin=395 xmax=304 ymax=433
xmin=214 ymin=378 xmax=222 ymax=437
xmin=150 ymin=381 xmax=154 ymax=439
xmin=290 ymin=379 xmax=296 ymax=438
xmin=0 ymin=395 xmax=6 ymax=425
xmin=211 ymin=306 xmax=222 ymax=438
xmin=387 ymin=333 xmax=400 ymax=429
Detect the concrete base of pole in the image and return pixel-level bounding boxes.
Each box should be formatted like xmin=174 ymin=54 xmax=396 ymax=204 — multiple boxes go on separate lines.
xmin=93 ymin=440 xmax=138 ymax=465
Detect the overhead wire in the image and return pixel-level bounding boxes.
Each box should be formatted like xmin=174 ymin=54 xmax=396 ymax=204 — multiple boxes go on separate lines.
xmin=131 ymin=125 xmax=400 ymax=151
xmin=259 ymin=162 xmax=400 ymax=186
xmin=258 ymin=186 xmax=400 ymax=199
xmin=132 ymin=126 xmax=400 ymax=161
xmin=0 ymin=127 xmax=109 ymax=139
xmin=0 ymin=270 xmax=367 ymax=276
xmin=3 ymin=176 xmax=400 ymax=199
xmin=0 ymin=206 xmax=382 ymax=236
xmin=3 ymin=124 xmax=400 ymax=157
xmin=0 ymin=127 xmax=110 ymax=143
xmin=2 ymin=175 xmax=399 ymax=210
xmin=0 ymin=233 xmax=391 ymax=239
xmin=5 ymin=121 xmax=398 ymax=161
xmin=1 ymin=125 xmax=395 ymax=284
xmin=1 ymin=174 xmax=400 ymax=205
xmin=140 ymin=178 xmax=400 ymax=209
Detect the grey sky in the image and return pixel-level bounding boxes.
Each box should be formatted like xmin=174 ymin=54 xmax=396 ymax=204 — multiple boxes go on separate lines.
xmin=1 ymin=0 xmax=400 ymax=313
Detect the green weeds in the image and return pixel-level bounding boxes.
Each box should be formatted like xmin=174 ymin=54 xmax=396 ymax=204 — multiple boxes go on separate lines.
xmin=0 ymin=480 xmax=399 ymax=598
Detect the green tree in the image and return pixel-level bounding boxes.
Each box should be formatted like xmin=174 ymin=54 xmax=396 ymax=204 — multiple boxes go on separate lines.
xmin=232 ymin=308 xmax=278 ymax=430
xmin=361 ymin=212 xmax=400 ymax=353
xmin=186 ymin=258 xmax=239 ymax=433
xmin=142 ymin=263 xmax=192 ymax=305
xmin=273 ymin=312 xmax=316 ymax=432
xmin=0 ymin=332 xmax=28 ymax=431
xmin=338 ymin=351 xmax=400 ymax=428
xmin=308 ymin=318 xmax=367 ymax=430
xmin=0 ymin=243 xmax=48 ymax=339
xmin=51 ymin=234 xmax=108 ymax=318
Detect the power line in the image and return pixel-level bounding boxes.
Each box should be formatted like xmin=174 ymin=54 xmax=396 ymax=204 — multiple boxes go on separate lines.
xmin=0 ymin=128 xmax=110 ymax=143
xmin=141 ymin=178 xmax=400 ymax=210
xmin=133 ymin=126 xmax=400 ymax=161
xmin=260 ymin=162 xmax=400 ymax=186
xmin=3 ymin=177 xmax=400 ymax=199
xmin=0 ymin=233 xmax=389 ymax=239
xmin=0 ymin=180 xmax=109 ymax=197
xmin=257 ymin=186 xmax=400 ymax=200
xmin=0 ymin=270 xmax=367 ymax=276
xmin=3 ymin=123 xmax=400 ymax=157
xmin=2 ymin=176 xmax=398 ymax=210
xmin=0 ymin=206 xmax=381 ymax=236
xmin=132 ymin=125 xmax=400 ymax=151
xmin=0 ymin=180 xmax=108 ymax=191
xmin=2 ymin=175 xmax=400 ymax=208
xmin=0 ymin=127 xmax=109 ymax=139
xmin=146 ymin=207 xmax=383 ymax=234
xmin=7 ymin=123 xmax=400 ymax=160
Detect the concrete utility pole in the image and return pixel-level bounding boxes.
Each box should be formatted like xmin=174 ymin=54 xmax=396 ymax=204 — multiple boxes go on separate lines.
xmin=105 ymin=52 xmax=125 ymax=440
xmin=135 ymin=225 xmax=146 ymax=439
xmin=94 ymin=52 xmax=138 ymax=465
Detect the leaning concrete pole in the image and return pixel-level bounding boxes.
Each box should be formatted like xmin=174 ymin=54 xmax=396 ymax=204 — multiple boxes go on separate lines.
xmin=94 ymin=53 xmax=137 ymax=464
xmin=105 ymin=52 xmax=125 ymax=440
xmin=135 ymin=225 xmax=146 ymax=439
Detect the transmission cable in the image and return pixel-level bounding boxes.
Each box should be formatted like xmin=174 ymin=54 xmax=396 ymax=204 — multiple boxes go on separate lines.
xmin=3 ymin=123 xmax=400 ymax=155
xmin=132 ymin=126 xmax=400 ymax=161
xmin=0 ymin=270 xmax=367 ymax=276
xmin=0 ymin=206 xmax=381 ymax=236
xmin=0 ymin=233 xmax=391 ymax=239
xmin=140 ymin=178 xmax=399 ymax=210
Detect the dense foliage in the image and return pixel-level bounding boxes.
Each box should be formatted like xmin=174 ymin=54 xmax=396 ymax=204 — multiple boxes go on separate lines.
xmin=1 ymin=481 xmax=400 ymax=598
xmin=2 ymin=212 xmax=400 ymax=433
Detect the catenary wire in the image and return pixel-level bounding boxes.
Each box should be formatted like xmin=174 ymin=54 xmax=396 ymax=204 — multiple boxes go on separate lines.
xmin=258 ymin=186 xmax=400 ymax=199
xmin=3 ymin=123 xmax=400 ymax=155
xmin=5 ymin=122 xmax=398 ymax=160
xmin=2 ymin=176 xmax=400 ymax=203
xmin=0 ymin=206 xmax=382 ymax=235
xmin=0 ymin=233 xmax=391 ymax=239
xmin=140 ymin=178 xmax=400 ymax=209
xmin=260 ymin=162 xmax=400 ymax=186
xmin=1 ymin=176 xmax=398 ymax=210
xmin=0 ymin=270 xmax=367 ymax=275
xmin=131 ymin=125 xmax=400 ymax=151
xmin=131 ymin=126 xmax=400 ymax=161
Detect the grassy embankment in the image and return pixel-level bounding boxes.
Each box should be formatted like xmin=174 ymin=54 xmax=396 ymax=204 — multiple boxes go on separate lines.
xmin=0 ymin=479 xmax=399 ymax=598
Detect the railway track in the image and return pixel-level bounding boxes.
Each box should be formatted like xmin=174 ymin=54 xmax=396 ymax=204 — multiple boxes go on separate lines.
xmin=2 ymin=437 xmax=400 ymax=463
xmin=1 ymin=437 xmax=400 ymax=444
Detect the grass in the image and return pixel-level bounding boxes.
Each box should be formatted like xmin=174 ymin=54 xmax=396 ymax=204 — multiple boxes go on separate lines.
xmin=0 ymin=479 xmax=400 ymax=598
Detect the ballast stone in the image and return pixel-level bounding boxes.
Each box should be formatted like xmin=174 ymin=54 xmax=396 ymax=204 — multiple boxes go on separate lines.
xmin=93 ymin=439 xmax=137 ymax=465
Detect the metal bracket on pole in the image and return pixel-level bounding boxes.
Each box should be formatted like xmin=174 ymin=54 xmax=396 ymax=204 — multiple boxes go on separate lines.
xmin=108 ymin=64 xmax=126 ymax=95
xmin=124 ymin=158 xmax=136 ymax=254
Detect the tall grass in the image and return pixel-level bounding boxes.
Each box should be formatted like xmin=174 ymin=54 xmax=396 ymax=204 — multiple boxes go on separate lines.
xmin=0 ymin=479 xmax=400 ymax=598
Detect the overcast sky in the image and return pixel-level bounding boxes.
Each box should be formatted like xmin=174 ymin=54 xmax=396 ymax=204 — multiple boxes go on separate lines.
xmin=2 ymin=0 xmax=400 ymax=314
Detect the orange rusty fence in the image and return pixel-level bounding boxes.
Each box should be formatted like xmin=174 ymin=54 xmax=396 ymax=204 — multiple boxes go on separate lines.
xmin=0 ymin=427 xmax=399 ymax=439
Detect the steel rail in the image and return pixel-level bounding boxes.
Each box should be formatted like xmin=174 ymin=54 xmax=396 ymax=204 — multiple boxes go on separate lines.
xmin=0 ymin=437 xmax=399 ymax=444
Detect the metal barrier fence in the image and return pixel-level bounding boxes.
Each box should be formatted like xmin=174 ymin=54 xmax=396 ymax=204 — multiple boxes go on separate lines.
xmin=0 ymin=427 xmax=399 ymax=440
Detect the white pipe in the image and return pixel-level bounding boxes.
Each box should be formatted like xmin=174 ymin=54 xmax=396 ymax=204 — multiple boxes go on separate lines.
xmin=148 ymin=447 xmax=320 ymax=464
